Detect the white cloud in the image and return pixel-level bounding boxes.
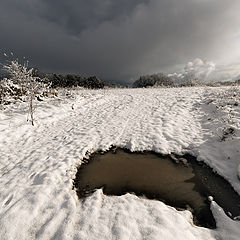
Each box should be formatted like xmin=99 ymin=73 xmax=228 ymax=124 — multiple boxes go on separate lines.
xmin=169 ymin=58 xmax=240 ymax=83
xmin=184 ymin=58 xmax=216 ymax=80
xmin=208 ymin=64 xmax=240 ymax=82
xmin=169 ymin=58 xmax=215 ymax=82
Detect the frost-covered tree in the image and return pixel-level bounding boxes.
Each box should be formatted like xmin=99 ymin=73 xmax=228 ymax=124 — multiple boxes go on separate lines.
xmin=1 ymin=55 xmax=49 ymax=125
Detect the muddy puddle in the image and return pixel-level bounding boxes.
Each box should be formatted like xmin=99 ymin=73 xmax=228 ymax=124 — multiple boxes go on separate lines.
xmin=74 ymin=148 xmax=240 ymax=228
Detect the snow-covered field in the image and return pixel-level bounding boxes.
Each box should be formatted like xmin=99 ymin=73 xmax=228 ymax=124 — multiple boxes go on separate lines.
xmin=0 ymin=86 xmax=239 ymax=240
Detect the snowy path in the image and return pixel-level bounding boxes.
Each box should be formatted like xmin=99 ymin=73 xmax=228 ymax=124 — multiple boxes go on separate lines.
xmin=0 ymin=87 xmax=239 ymax=239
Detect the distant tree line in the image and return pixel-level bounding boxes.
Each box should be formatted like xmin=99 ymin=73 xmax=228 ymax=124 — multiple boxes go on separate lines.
xmin=33 ymin=69 xmax=121 ymax=89
xmin=132 ymin=73 xmax=240 ymax=88
xmin=132 ymin=73 xmax=173 ymax=88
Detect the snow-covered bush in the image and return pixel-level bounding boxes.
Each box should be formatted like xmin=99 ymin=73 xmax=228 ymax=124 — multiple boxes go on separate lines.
xmin=1 ymin=55 xmax=50 ymax=125
xmin=0 ymin=78 xmax=23 ymax=103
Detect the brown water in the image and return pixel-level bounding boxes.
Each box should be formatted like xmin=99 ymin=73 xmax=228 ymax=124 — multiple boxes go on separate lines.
xmin=74 ymin=148 xmax=240 ymax=229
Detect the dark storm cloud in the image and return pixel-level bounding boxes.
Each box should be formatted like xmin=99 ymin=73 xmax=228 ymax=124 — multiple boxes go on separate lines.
xmin=39 ymin=0 xmax=150 ymax=34
xmin=0 ymin=0 xmax=240 ymax=83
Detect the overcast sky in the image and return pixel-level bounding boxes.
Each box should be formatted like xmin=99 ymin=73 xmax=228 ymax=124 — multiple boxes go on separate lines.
xmin=1 ymin=0 xmax=240 ymax=84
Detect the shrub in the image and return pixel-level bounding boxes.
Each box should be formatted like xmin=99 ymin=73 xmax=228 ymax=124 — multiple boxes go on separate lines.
xmin=1 ymin=55 xmax=49 ymax=125
xmin=132 ymin=73 xmax=173 ymax=88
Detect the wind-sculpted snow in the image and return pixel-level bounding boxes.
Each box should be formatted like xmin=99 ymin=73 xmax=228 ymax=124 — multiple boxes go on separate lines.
xmin=0 ymin=87 xmax=239 ymax=239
